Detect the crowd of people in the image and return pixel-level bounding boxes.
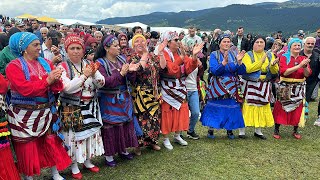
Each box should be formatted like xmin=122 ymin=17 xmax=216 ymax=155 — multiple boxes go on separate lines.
xmin=0 ymin=16 xmax=320 ymax=180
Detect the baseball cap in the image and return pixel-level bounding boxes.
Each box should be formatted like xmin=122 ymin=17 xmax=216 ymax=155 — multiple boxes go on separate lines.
xmin=15 ymin=22 xmax=25 ymax=27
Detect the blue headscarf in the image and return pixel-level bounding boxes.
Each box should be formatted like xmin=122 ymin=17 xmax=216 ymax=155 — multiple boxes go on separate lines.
xmin=9 ymin=32 xmax=38 ymax=57
xmin=9 ymin=32 xmax=51 ymax=73
xmin=283 ymin=38 xmax=303 ymax=65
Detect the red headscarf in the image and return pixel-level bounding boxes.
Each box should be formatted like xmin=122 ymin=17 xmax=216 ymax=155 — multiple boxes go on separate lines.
xmin=85 ymin=36 xmax=98 ymax=47
xmin=64 ymin=34 xmax=85 ymax=52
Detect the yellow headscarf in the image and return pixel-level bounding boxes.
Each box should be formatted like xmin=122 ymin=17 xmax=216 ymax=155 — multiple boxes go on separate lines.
xmin=131 ymin=34 xmax=146 ymax=48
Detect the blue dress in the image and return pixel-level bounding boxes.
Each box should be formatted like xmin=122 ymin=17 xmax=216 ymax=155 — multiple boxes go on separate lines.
xmin=200 ymin=50 xmax=246 ymax=130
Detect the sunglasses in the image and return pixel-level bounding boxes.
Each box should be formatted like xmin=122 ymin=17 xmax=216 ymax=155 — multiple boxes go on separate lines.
xmin=172 ymin=39 xmax=179 ymax=42
xmin=306 ymin=43 xmax=315 ymax=45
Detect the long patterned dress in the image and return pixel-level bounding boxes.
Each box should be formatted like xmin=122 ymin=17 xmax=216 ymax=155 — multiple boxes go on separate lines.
xmin=58 ymin=60 xmax=105 ymax=163
xmin=130 ymin=53 xmax=161 ymax=146
xmin=6 ymin=57 xmax=71 ymax=176
xmin=97 ymin=55 xmax=138 ymax=156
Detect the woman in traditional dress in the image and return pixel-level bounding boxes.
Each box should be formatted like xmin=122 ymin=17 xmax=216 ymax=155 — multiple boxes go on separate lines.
xmin=58 ymin=35 xmax=105 ymax=179
xmin=0 ymin=73 xmax=20 ymax=180
xmin=129 ymin=34 xmax=167 ymax=154
xmin=6 ymin=32 xmax=71 ymax=180
xmin=159 ymin=31 xmax=203 ymax=150
xmin=118 ymin=33 xmax=134 ymax=61
xmin=273 ymin=38 xmax=311 ymax=139
xmin=95 ymin=35 xmax=140 ymax=167
xmin=240 ymin=35 xmax=279 ymax=139
xmin=201 ymin=34 xmax=246 ymax=139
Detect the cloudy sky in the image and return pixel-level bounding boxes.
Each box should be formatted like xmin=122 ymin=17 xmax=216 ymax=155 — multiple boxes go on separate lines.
xmin=0 ymin=0 xmax=287 ymax=22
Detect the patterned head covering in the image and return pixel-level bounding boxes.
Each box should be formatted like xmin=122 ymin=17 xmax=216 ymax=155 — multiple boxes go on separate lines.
xmin=218 ymin=34 xmax=232 ymax=45
xmin=160 ymin=31 xmax=178 ymax=43
xmin=131 ymin=34 xmax=146 ymax=48
xmin=103 ymin=35 xmax=118 ymax=47
xmin=9 ymin=32 xmax=39 ymax=57
xmin=283 ymin=38 xmax=303 ymax=64
xmin=64 ymin=34 xmax=85 ymax=52
xmin=117 ymin=33 xmax=127 ymax=41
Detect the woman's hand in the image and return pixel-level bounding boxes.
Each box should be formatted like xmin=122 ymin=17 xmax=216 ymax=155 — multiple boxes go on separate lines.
xmin=83 ymin=65 xmax=94 ymax=77
xmin=158 ymin=39 xmax=168 ymax=54
xmin=46 ymin=69 xmax=62 ymax=85
xmin=299 ymin=58 xmax=310 ymax=68
xmin=129 ymin=61 xmax=140 ymax=72
xmin=192 ymin=42 xmax=204 ymax=56
xmin=271 ymin=57 xmax=280 ymax=66
xmin=120 ymin=64 xmax=129 ymax=76
xmin=237 ymin=50 xmax=246 ymax=64
xmin=222 ymin=51 xmax=228 ymax=66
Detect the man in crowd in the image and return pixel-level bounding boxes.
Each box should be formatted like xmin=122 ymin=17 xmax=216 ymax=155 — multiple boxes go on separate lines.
xmin=182 ymin=26 xmax=202 ymax=55
xmin=40 ymin=27 xmax=49 ymax=42
xmin=301 ymin=37 xmax=320 ymax=102
xmin=60 ymin=25 xmax=69 ymax=37
xmin=4 ymin=21 xmax=11 ymax=34
xmin=40 ymin=30 xmax=63 ymax=64
xmin=128 ymin=26 xmax=143 ymax=48
xmin=210 ymin=28 xmax=221 ymax=52
xmin=232 ymin=26 xmax=249 ymax=51
xmin=94 ymin=31 xmax=103 ymax=44
xmin=31 ymin=19 xmax=41 ymax=41
xmin=315 ymin=28 xmax=320 ymax=52
xmin=15 ymin=22 xmax=25 ymax=32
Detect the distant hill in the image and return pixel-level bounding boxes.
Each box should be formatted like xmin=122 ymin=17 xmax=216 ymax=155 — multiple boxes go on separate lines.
xmin=97 ymin=0 xmax=320 ymax=35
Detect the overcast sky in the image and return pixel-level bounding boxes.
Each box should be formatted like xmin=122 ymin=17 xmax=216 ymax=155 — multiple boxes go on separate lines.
xmin=0 ymin=0 xmax=287 ymax=22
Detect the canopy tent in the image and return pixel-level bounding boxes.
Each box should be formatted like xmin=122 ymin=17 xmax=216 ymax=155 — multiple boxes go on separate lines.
xmin=150 ymin=27 xmax=188 ymax=34
xmin=57 ymin=19 xmax=96 ymax=26
xmin=37 ymin=16 xmax=58 ymax=23
xmin=15 ymin=13 xmax=37 ymax=19
xmin=116 ymin=22 xmax=148 ymax=30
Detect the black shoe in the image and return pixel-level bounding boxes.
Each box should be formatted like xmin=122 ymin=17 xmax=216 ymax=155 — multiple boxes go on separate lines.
xmin=254 ymin=132 xmax=267 ymax=140
xmin=187 ymin=131 xmax=200 ymax=140
xmin=238 ymin=135 xmax=246 ymax=139
xmin=227 ymin=130 xmax=235 ymax=140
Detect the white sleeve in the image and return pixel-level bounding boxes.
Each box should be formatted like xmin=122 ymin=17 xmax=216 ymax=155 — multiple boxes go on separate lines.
xmin=58 ymin=64 xmax=86 ymax=94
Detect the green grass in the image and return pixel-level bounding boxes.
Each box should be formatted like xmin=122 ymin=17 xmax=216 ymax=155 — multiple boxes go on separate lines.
xmin=36 ymin=100 xmax=320 ymax=180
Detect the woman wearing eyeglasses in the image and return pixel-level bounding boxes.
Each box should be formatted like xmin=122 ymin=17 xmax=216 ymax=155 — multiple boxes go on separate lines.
xmin=6 ymin=32 xmax=71 ymax=180
xmin=159 ymin=31 xmax=203 ymax=150
xmin=201 ymin=34 xmax=246 ymax=139
xmin=57 ymin=35 xmax=105 ymax=179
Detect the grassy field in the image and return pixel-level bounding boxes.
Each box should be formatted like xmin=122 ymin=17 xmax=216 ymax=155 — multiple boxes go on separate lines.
xmin=36 ymin=100 xmax=320 ymax=180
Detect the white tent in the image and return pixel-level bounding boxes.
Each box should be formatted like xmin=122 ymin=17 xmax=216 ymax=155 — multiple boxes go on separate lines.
xmin=57 ymin=19 xmax=96 ymax=26
xmin=150 ymin=27 xmax=188 ymax=34
xmin=116 ymin=22 xmax=148 ymax=30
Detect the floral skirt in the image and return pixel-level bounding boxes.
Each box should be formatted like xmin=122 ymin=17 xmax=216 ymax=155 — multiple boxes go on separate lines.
xmin=63 ymin=129 xmax=104 ymax=163
xmin=136 ymin=110 xmax=160 ymax=147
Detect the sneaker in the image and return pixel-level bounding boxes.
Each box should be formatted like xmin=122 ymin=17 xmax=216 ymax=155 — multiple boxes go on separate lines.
xmin=187 ymin=131 xmax=200 ymax=140
xmin=314 ymin=117 xmax=320 ymax=126
xmin=163 ymin=140 xmax=173 ymax=150
xmin=207 ymin=130 xmax=215 ymax=139
xmin=173 ymin=136 xmax=188 ymax=146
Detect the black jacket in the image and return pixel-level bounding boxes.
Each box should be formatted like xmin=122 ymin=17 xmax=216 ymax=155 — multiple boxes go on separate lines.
xmin=232 ymin=35 xmax=249 ymax=51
